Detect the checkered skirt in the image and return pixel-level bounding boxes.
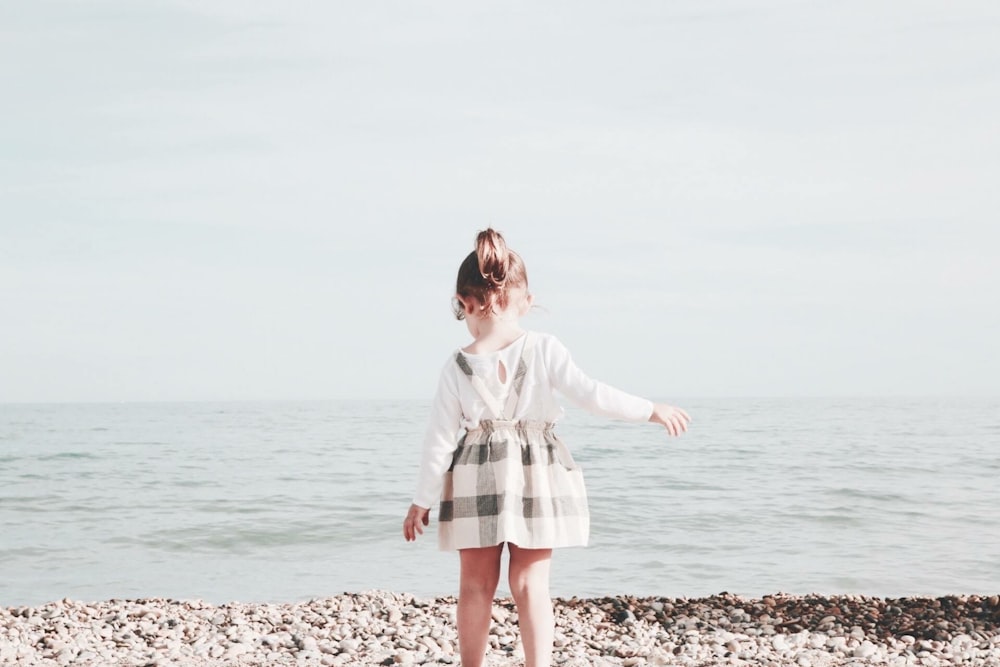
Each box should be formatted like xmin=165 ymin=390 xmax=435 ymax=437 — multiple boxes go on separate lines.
xmin=438 ymin=421 xmax=590 ymax=550
xmin=437 ymin=335 xmax=590 ymax=550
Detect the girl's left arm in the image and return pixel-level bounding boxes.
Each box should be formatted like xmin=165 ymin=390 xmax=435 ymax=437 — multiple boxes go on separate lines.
xmin=545 ymin=335 xmax=690 ymax=436
xmin=405 ymin=361 xmax=462 ymax=541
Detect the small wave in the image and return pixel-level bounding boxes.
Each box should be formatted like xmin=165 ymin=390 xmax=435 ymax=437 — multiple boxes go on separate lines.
xmin=134 ymin=521 xmax=361 ymax=554
xmin=37 ymin=452 xmax=100 ymax=462
xmin=879 ymin=506 xmax=931 ymax=519
xmin=1 ymin=494 xmax=64 ymax=509
xmin=773 ymin=510 xmax=864 ymax=527
xmin=588 ymin=565 xmax=616 ymax=573
xmin=652 ymin=479 xmax=727 ymax=492
xmin=0 ymin=546 xmax=62 ymax=558
xmin=654 ymin=542 xmax=717 ymax=556
xmin=173 ymin=480 xmax=217 ymax=489
xmin=195 ymin=503 xmax=267 ymax=515
xmin=825 ymin=487 xmax=912 ymax=504
xmin=111 ymin=441 xmax=170 ymax=446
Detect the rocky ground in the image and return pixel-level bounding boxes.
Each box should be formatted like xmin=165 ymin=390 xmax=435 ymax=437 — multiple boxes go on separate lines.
xmin=2 ymin=591 xmax=999 ymax=666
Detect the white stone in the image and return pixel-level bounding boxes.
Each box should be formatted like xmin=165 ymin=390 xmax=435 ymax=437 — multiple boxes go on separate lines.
xmin=854 ymin=640 xmax=878 ymax=658
xmin=823 ymin=636 xmax=847 ymax=655
xmin=224 ymin=643 xmax=249 ymax=659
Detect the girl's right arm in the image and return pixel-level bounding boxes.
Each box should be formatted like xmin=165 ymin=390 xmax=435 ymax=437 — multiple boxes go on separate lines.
xmin=404 ymin=360 xmax=462 ymax=541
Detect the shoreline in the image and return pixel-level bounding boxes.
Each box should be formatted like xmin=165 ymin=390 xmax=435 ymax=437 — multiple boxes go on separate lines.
xmin=2 ymin=591 xmax=999 ymax=666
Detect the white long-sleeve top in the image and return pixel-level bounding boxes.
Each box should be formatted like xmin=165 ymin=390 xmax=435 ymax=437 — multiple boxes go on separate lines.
xmin=411 ymin=331 xmax=654 ymax=508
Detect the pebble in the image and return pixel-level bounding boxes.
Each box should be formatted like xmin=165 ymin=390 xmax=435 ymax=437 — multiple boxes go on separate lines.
xmin=854 ymin=640 xmax=878 ymax=658
xmin=1 ymin=591 xmax=999 ymax=666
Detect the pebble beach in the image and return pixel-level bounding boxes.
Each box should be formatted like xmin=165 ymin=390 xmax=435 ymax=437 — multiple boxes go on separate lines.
xmin=3 ymin=591 xmax=999 ymax=666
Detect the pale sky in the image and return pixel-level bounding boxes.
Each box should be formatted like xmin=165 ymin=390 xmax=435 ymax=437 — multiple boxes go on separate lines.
xmin=2 ymin=1 xmax=998 ymax=402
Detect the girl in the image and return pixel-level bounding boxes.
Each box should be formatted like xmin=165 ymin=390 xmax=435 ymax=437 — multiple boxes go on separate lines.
xmin=403 ymin=228 xmax=690 ymax=667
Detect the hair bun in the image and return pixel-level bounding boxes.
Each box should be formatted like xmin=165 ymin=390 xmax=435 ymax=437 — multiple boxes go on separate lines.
xmin=453 ymin=227 xmax=528 ymax=320
xmin=476 ymin=228 xmax=509 ymax=287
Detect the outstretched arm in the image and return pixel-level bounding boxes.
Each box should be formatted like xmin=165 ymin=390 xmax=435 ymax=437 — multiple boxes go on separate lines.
xmin=547 ymin=336 xmax=690 ymax=433
xmin=546 ymin=337 xmax=653 ymax=421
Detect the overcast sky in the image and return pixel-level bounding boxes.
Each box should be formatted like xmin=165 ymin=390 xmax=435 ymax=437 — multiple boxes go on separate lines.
xmin=2 ymin=1 xmax=998 ymax=402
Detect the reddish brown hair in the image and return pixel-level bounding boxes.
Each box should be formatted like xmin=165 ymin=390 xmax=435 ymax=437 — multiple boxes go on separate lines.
xmin=453 ymin=228 xmax=528 ymax=320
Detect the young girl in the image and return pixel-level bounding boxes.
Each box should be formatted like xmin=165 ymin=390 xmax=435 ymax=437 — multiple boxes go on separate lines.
xmin=403 ymin=229 xmax=690 ymax=667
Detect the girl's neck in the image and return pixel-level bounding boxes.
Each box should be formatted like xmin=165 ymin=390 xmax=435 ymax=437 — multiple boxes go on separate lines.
xmin=463 ymin=316 xmax=525 ymax=354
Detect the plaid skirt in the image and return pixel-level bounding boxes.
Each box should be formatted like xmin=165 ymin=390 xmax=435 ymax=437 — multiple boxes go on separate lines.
xmin=438 ymin=419 xmax=590 ymax=550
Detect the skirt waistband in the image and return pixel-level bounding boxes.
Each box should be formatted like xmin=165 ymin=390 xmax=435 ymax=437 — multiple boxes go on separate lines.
xmin=467 ymin=419 xmax=555 ymax=433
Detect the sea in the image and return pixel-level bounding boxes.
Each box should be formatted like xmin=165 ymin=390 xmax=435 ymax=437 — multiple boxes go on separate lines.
xmin=1 ymin=398 xmax=998 ymax=607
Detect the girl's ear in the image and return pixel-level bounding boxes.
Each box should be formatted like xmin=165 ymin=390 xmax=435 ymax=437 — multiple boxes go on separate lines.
xmin=520 ymin=292 xmax=534 ymax=316
xmin=456 ymin=295 xmax=476 ymax=316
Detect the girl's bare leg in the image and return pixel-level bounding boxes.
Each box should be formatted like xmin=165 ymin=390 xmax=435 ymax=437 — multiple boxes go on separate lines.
xmin=508 ymin=544 xmax=554 ymax=667
xmin=457 ymin=544 xmax=503 ymax=667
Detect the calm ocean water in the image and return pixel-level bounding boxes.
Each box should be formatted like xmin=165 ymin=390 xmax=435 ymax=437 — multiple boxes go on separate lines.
xmin=1 ymin=398 xmax=998 ymax=607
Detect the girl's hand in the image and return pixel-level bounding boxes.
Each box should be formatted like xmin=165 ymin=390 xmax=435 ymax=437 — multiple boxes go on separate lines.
xmin=403 ymin=504 xmax=430 ymax=541
xmin=649 ymin=403 xmax=691 ymax=436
